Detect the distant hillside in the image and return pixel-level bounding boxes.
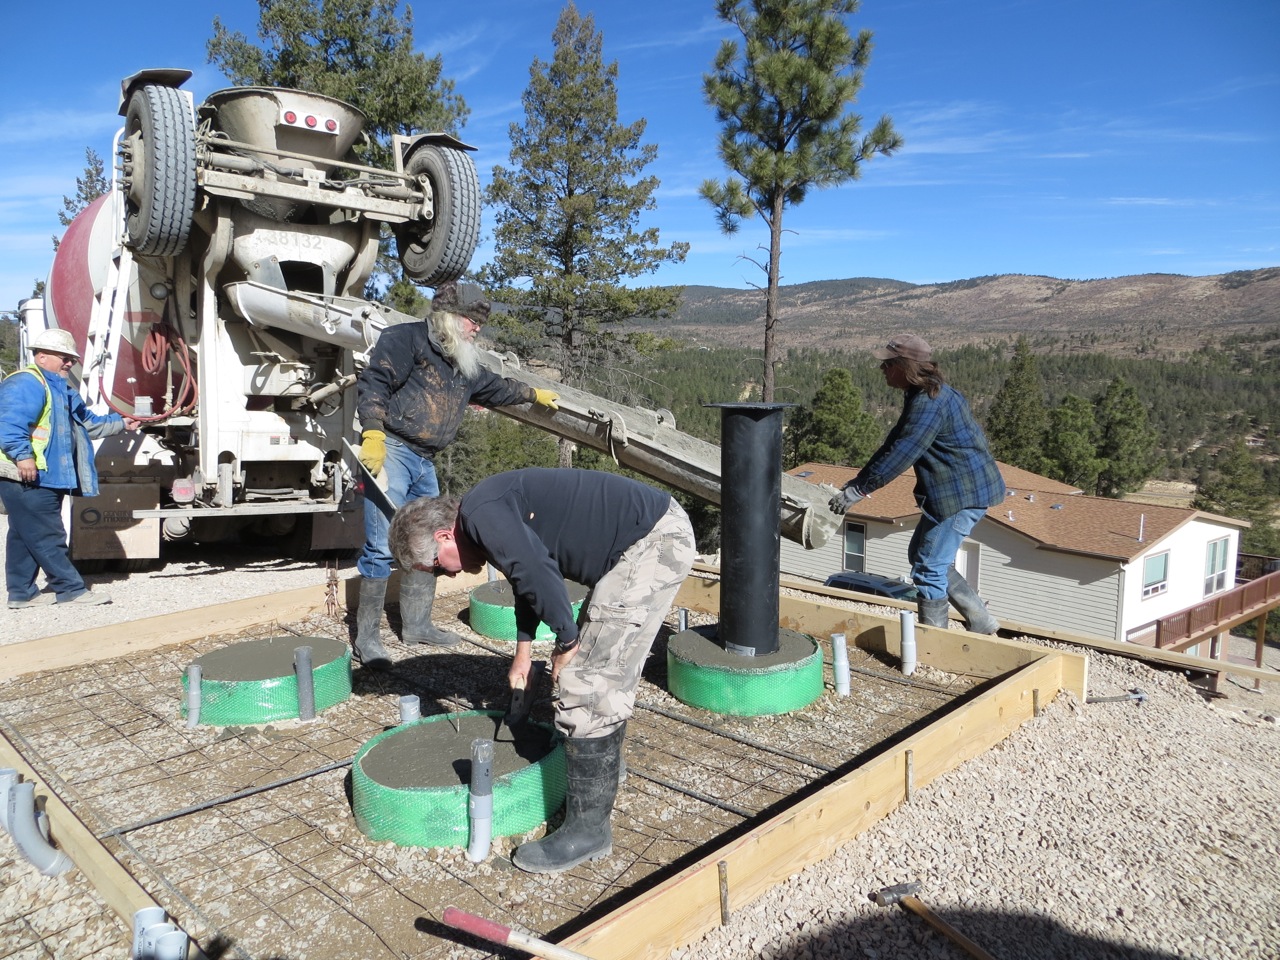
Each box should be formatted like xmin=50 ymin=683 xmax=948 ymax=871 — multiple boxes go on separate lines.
xmin=653 ymin=267 xmax=1280 ymax=357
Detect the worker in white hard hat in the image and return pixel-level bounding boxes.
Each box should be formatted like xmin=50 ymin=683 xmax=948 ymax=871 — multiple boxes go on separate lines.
xmin=0 ymin=328 xmax=140 ymax=608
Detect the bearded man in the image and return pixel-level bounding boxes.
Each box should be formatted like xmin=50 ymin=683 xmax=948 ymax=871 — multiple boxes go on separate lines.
xmin=353 ymin=281 xmax=559 ymax=667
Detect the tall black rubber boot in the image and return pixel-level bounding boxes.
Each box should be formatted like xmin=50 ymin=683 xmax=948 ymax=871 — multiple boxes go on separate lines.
xmin=917 ymin=596 xmax=951 ymax=628
xmin=398 ymin=569 xmax=462 ymax=647
xmin=946 ymin=567 xmax=1000 ymax=635
xmin=512 ymin=724 xmax=624 ymax=874
xmin=354 ymin=577 xmax=392 ymax=669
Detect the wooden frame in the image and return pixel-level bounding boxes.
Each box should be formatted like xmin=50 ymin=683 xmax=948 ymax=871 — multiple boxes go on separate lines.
xmin=1 ymin=569 xmax=1083 ymax=960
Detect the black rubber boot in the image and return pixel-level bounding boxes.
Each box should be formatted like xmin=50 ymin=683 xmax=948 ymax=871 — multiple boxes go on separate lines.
xmin=946 ymin=567 xmax=1000 ymax=635
xmin=398 ymin=569 xmax=462 ymax=647
xmin=512 ymin=725 xmax=624 ymax=874
xmin=354 ymin=577 xmax=392 ymax=669
xmin=917 ymin=596 xmax=951 ymax=628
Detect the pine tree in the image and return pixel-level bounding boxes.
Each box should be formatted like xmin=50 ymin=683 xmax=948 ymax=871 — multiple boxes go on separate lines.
xmin=1043 ymin=394 xmax=1101 ymax=491
xmin=787 ymin=367 xmax=879 ymax=467
xmin=1094 ymin=376 xmax=1158 ymax=498
xmin=701 ymin=0 xmax=901 ymax=401
xmin=985 ymin=337 xmax=1048 ymax=473
xmin=53 ymin=148 xmax=110 ymax=251
xmin=1193 ymin=439 xmax=1280 ymax=556
xmin=481 ymin=4 xmax=689 ymax=410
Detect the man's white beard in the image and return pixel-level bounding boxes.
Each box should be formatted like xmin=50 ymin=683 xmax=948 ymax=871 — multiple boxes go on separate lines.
xmin=450 ymin=337 xmax=480 ymax=379
xmin=434 ymin=313 xmax=481 ymax=378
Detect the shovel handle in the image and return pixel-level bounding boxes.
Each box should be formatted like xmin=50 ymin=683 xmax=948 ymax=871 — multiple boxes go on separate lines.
xmin=441 ymin=907 xmax=596 ymax=960
xmin=899 ymin=896 xmax=1000 ymax=960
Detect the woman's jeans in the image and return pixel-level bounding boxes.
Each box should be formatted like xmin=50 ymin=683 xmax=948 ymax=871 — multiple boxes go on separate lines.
xmin=355 ymin=435 xmax=440 ymax=580
xmin=908 ymin=506 xmax=987 ymax=601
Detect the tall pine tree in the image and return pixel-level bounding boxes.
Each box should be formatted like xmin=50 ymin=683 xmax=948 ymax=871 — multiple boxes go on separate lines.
xmin=54 ymin=148 xmax=110 ymax=251
xmin=481 ymin=4 xmax=689 ymax=413
xmin=701 ymin=0 xmax=901 ymax=402
xmin=1094 ymin=376 xmax=1158 ymax=498
xmin=1193 ymin=439 xmax=1280 ymax=556
xmin=1043 ymin=393 xmax=1101 ymax=491
xmin=985 ymin=337 xmax=1048 ymax=473
xmin=787 ymin=367 xmax=880 ymax=468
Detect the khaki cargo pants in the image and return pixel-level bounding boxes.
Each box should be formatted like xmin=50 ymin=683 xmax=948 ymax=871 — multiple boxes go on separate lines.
xmin=554 ymin=499 xmax=696 ymax=739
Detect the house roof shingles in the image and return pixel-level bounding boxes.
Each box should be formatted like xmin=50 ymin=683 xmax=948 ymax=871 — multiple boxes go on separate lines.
xmin=791 ymin=462 xmax=1246 ymax=563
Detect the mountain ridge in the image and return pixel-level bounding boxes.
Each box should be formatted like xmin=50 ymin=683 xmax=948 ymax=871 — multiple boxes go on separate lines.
xmin=653 ymin=267 xmax=1280 ymax=356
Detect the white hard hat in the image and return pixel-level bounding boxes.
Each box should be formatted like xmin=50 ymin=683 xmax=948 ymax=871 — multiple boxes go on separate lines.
xmin=28 ymin=328 xmax=81 ymax=360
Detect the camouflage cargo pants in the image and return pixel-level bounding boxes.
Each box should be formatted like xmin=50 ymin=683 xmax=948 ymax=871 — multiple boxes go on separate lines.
xmin=554 ymin=499 xmax=696 ymax=739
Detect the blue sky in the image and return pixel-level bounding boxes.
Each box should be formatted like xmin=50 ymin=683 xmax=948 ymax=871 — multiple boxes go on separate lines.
xmin=2 ymin=0 xmax=1276 ymax=311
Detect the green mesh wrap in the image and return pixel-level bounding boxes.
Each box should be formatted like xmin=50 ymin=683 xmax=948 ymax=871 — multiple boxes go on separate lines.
xmin=182 ymin=636 xmax=352 ymax=726
xmin=352 ymin=710 xmax=566 ymax=848
xmin=468 ymin=580 xmax=588 ymax=643
xmin=667 ymin=629 xmax=824 ymax=716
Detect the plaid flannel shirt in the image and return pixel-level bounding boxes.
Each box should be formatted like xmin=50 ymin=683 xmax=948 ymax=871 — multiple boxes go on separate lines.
xmin=850 ymin=384 xmax=1006 ymax=520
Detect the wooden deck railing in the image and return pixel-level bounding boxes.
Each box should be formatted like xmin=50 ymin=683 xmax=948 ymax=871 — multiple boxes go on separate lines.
xmin=1149 ymin=569 xmax=1280 ymax=648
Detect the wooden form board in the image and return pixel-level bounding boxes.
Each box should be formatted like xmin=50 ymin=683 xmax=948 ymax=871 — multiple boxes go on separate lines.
xmin=676 ymin=575 xmax=1089 ymax=699
xmin=0 ymin=567 xmax=492 ymax=682
xmin=2 ymin=567 xmax=1070 ymax=960
xmin=562 ymin=651 xmax=1066 ymax=959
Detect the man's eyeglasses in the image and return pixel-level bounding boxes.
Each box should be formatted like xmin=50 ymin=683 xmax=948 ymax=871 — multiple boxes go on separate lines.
xmin=879 ymin=359 xmax=895 ymax=371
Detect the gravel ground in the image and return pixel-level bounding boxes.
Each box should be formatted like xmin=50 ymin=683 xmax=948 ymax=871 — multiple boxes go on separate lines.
xmin=2 ymin=516 xmax=1278 ymax=959
xmin=0 ymin=514 xmax=357 ymax=645
xmin=672 ymin=639 xmax=1280 ymax=960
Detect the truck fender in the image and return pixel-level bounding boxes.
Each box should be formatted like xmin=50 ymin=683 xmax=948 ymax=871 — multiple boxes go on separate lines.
xmin=397 ymin=132 xmax=477 ymax=170
xmin=118 ymin=68 xmax=193 ymax=116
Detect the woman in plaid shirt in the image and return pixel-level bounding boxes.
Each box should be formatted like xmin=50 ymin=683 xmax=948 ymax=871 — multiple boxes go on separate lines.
xmin=829 ymin=334 xmax=1005 ymax=632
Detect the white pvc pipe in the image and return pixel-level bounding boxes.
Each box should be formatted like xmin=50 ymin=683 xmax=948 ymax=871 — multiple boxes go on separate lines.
xmin=7 ymin=782 xmax=72 ymax=876
xmin=184 ymin=664 xmax=202 ymax=728
xmin=831 ymin=632 xmax=850 ymax=696
xmin=294 ymin=645 xmax=316 ymax=721
xmin=0 ymin=768 xmax=17 ymax=834
xmin=133 ymin=907 xmax=167 ymax=959
xmin=466 ymin=738 xmax=494 ymax=863
xmin=399 ymin=694 xmax=421 ymax=723
xmin=899 ymin=610 xmax=917 ymax=677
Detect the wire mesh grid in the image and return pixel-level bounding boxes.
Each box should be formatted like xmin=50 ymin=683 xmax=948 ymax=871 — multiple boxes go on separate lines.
xmin=0 ymin=593 xmax=976 ymax=959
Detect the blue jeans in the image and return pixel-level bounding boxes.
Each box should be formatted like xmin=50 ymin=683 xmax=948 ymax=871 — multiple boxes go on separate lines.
xmin=0 ymin=481 xmax=89 ymax=602
xmin=908 ymin=505 xmax=987 ymax=601
xmin=355 ymin=435 xmax=440 ymax=580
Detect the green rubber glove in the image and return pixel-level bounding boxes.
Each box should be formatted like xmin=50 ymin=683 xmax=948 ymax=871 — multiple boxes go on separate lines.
xmin=359 ymin=430 xmax=387 ymax=474
xmin=533 ymin=388 xmax=560 ymax=411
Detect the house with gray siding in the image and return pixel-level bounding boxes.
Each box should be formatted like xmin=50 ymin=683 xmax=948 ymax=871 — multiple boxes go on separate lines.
xmin=784 ymin=462 xmax=1246 ymax=642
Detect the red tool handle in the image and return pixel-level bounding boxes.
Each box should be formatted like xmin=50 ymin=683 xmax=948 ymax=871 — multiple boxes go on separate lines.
xmin=442 ymin=906 xmax=511 ymax=944
xmin=440 ymin=906 xmax=597 ymax=960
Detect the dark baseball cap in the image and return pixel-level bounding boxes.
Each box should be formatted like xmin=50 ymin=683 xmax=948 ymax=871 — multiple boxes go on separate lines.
xmin=872 ymin=334 xmax=933 ymax=362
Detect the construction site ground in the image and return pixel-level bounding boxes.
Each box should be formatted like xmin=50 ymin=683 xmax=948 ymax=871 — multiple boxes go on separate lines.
xmin=0 ymin=583 xmax=982 ymax=960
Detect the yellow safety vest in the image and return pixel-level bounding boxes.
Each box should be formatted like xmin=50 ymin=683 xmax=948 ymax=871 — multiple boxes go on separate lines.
xmin=0 ymin=366 xmax=53 ymax=470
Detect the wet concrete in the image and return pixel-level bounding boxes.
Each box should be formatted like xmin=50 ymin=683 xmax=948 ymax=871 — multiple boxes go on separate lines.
xmin=668 ymin=625 xmax=816 ymax=669
xmin=192 ymin=635 xmax=347 ymax=681
xmin=359 ymin=712 xmax=557 ymax=789
xmin=470 ymin=579 xmax=589 ymax=607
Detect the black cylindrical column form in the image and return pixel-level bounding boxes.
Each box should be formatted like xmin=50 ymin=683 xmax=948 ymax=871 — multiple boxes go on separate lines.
xmin=707 ymin=402 xmax=791 ymax=656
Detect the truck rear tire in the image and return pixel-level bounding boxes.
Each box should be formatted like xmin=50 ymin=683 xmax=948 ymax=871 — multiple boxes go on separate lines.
xmin=123 ymin=83 xmax=196 ymax=256
xmin=396 ymin=145 xmax=481 ymax=286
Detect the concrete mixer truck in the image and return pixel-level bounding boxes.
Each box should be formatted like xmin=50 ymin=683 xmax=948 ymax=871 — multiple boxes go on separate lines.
xmin=28 ymin=68 xmax=837 ymax=566
xmin=34 ymin=68 xmax=484 ymax=562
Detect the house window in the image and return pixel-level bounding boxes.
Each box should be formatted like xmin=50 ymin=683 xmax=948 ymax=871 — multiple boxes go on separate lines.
xmin=1142 ymin=551 xmax=1169 ymax=599
xmin=1204 ymin=538 xmax=1229 ymax=596
xmin=842 ymin=522 xmax=866 ymax=573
